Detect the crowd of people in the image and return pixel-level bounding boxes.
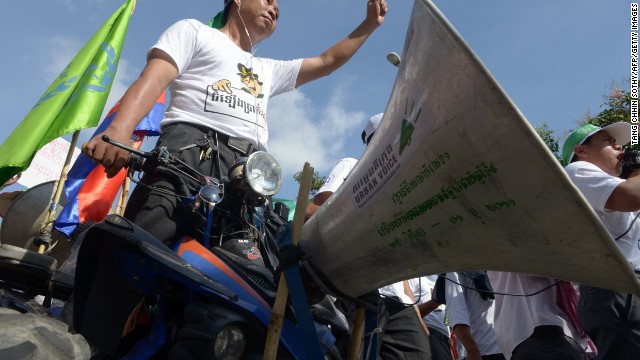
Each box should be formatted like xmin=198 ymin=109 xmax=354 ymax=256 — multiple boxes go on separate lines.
xmin=305 ymin=113 xmax=640 ymax=360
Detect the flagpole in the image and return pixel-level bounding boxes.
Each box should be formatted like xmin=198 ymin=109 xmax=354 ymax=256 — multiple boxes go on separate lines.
xmin=264 ymin=162 xmax=314 ymax=360
xmin=116 ymin=167 xmax=132 ymax=216
xmin=117 ymin=140 xmax=135 ymax=215
xmin=37 ymin=130 xmax=80 ymax=253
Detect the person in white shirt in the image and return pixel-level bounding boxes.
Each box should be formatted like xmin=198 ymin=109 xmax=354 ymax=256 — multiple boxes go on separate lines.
xmin=306 ymin=114 xmax=432 ymax=359
xmin=445 ymin=271 xmax=505 ymax=360
xmin=487 ymin=272 xmax=584 ymax=360
xmin=305 ymin=112 xmax=383 ymax=219
xmin=563 ymin=122 xmax=640 ymax=359
xmin=81 ymin=0 xmax=388 ymax=249
xmin=377 ymin=280 xmax=432 ymax=360
xmin=410 ymin=276 xmax=454 ymax=360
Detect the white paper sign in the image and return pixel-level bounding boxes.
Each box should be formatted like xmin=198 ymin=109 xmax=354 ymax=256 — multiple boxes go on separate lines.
xmin=18 ymin=138 xmax=80 ymax=188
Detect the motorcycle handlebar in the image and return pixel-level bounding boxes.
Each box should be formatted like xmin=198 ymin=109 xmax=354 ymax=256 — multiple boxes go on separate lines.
xmin=101 ymin=135 xmax=205 ymax=198
xmin=101 ymin=135 xmax=148 ymax=158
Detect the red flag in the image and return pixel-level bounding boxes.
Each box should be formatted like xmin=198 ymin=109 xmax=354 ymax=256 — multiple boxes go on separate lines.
xmin=54 ymin=91 xmax=165 ymax=237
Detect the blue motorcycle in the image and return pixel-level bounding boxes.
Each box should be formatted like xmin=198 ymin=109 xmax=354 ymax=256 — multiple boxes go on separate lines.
xmin=70 ymin=137 xmax=350 ymax=359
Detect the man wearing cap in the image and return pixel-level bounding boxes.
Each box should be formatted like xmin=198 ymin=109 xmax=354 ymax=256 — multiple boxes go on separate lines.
xmin=306 ymin=113 xmax=433 ymax=360
xmin=305 ymin=112 xmax=382 ymax=218
xmin=444 ymin=271 xmax=505 ymax=360
xmin=562 ymin=122 xmax=640 ymax=359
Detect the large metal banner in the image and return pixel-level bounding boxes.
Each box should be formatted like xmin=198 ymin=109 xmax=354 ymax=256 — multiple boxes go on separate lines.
xmin=300 ymin=0 xmax=640 ymax=299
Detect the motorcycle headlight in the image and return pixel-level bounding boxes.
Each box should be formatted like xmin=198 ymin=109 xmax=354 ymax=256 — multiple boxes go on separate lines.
xmin=246 ymin=151 xmax=282 ymax=196
xmin=214 ymin=325 xmax=246 ymax=360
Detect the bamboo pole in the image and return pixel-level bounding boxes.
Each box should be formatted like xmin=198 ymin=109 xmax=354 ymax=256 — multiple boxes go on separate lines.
xmin=348 ymin=307 xmax=367 ymax=360
xmin=263 ymin=162 xmax=314 ymax=360
xmin=38 ymin=130 xmax=80 ymax=253
xmin=115 ymin=176 xmax=131 ymax=216
xmin=115 ymin=140 xmax=134 ymax=216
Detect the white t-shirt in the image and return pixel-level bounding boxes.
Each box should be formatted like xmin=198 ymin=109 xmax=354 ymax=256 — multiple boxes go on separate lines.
xmin=317 ymin=158 xmax=358 ymax=194
xmin=378 ymin=281 xmax=413 ymax=304
xmin=152 ymin=19 xmax=302 ymax=151
xmin=445 ymin=272 xmax=502 ymax=357
xmin=565 ymin=161 xmax=640 ymax=271
xmin=487 ymin=271 xmax=583 ymax=359
xmin=408 ymin=276 xmax=450 ymax=337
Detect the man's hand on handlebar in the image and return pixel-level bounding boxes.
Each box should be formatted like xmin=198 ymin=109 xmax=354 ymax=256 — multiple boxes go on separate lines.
xmin=82 ymin=127 xmax=133 ymax=178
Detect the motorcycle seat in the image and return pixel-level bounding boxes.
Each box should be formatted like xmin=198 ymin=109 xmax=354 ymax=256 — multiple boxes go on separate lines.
xmin=50 ymin=270 xmax=74 ymax=299
xmin=0 ymin=244 xmax=56 ymax=291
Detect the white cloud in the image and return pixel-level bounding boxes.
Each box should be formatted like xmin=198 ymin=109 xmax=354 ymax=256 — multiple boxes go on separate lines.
xmin=43 ymin=36 xmax=83 ymax=78
xmin=268 ymin=83 xmax=366 ymax=186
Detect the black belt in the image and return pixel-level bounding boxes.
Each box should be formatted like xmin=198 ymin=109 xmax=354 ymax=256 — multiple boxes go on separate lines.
xmin=427 ymin=327 xmax=450 ymax=343
xmin=531 ymin=325 xmax=564 ymax=338
xmin=168 ymin=122 xmax=256 ymax=156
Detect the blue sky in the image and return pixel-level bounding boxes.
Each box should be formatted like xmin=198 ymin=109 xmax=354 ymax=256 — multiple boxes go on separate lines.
xmin=0 ymin=0 xmax=630 ymax=200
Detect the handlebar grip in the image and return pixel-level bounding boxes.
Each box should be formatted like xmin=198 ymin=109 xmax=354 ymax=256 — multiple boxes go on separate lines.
xmin=127 ymin=153 xmax=145 ymax=173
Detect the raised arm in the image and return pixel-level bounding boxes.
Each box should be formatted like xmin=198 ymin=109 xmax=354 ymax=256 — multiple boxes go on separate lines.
xmin=607 ymin=169 xmax=640 ymax=211
xmin=82 ymin=49 xmax=178 ymax=178
xmin=295 ymin=0 xmax=387 ymax=88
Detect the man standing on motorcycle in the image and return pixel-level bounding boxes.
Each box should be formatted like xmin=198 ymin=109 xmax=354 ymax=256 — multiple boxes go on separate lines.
xmin=81 ymin=0 xmax=388 ymax=248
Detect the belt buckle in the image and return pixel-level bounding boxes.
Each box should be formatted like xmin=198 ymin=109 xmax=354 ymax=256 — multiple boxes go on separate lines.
xmin=228 ymin=137 xmax=251 ymax=155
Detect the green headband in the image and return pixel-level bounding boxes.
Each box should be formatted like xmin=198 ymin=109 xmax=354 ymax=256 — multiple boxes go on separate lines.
xmin=208 ymin=11 xmax=225 ymax=29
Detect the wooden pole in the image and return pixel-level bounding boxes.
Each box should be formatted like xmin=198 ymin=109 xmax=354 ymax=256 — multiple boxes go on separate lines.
xmin=115 ymin=176 xmax=131 ymax=216
xmin=348 ymin=307 xmax=366 ymax=360
xmin=38 ymin=131 xmax=80 ymax=253
xmin=263 ymin=162 xmax=314 ymax=360
xmin=115 ymin=141 xmax=134 ymax=216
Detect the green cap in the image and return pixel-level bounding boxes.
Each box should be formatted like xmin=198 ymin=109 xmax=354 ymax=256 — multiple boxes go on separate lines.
xmin=208 ymin=11 xmax=225 ymax=29
xmin=561 ymin=122 xmax=632 ymax=166
xmin=209 ymin=0 xmax=233 ymax=29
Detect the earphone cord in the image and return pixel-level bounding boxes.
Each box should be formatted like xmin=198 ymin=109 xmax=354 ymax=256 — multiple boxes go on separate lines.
xmin=382 ymin=275 xmax=563 ymax=308
xmin=235 ymin=2 xmax=261 ymax=149
xmin=440 ymin=274 xmax=561 ymax=297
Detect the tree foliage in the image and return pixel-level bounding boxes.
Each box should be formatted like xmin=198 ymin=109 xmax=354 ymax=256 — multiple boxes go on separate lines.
xmin=584 ymin=87 xmax=631 ymax=127
xmin=535 ymin=85 xmax=633 ymax=162
xmin=293 ymin=170 xmax=326 ymax=196
xmin=534 ymin=121 xmax=561 ymax=162
xmin=582 ymin=87 xmax=637 ymax=150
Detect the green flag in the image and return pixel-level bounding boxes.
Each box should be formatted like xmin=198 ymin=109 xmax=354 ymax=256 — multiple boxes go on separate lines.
xmin=0 ymin=0 xmax=136 ymax=186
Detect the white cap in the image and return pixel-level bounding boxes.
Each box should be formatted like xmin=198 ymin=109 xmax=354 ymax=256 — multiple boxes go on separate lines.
xmin=362 ymin=113 xmax=383 ymax=145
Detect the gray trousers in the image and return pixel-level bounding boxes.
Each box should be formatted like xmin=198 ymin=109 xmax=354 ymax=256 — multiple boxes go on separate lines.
xmin=427 ymin=327 xmax=453 ymax=360
xmin=511 ymin=325 xmax=582 ymax=360
xmin=578 ymin=285 xmax=640 ymax=360
xmin=379 ymin=298 xmax=432 ymax=360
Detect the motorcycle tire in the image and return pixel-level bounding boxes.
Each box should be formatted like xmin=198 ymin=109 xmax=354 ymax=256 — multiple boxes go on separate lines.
xmin=0 ymin=307 xmax=91 ymax=360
